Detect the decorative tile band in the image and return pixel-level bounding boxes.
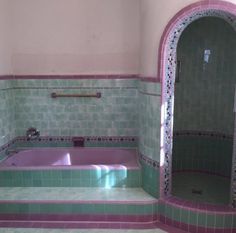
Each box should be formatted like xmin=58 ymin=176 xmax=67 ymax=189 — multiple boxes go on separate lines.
xmin=0 ymin=138 xmax=18 ymax=153
xmin=174 ymin=130 xmax=233 ymax=140
xmin=15 ymin=136 xmax=138 ymax=144
xmin=139 ymin=153 xmax=159 ymax=170
xmin=0 ymin=136 xmax=138 ymax=156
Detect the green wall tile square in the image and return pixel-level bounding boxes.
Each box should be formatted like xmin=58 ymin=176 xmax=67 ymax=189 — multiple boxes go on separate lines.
xmin=206 ymin=214 xmax=215 ymax=228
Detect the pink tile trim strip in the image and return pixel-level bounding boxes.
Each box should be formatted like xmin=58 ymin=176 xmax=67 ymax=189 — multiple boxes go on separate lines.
xmin=0 ymin=75 xmax=14 ymax=80
xmin=14 ymin=75 xmax=139 ymax=80
xmin=0 ymin=220 xmax=159 ymax=230
xmin=0 ymin=214 xmax=158 ymax=223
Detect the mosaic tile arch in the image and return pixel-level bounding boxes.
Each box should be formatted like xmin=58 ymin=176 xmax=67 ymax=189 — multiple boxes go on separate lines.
xmin=158 ymin=0 xmax=236 ymax=208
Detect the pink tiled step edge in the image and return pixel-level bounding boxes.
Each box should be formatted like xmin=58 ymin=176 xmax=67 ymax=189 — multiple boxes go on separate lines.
xmin=0 ymin=220 xmax=188 ymax=233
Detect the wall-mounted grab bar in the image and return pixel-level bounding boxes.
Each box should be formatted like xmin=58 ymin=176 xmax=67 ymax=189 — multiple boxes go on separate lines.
xmin=51 ymin=92 xmax=102 ymax=98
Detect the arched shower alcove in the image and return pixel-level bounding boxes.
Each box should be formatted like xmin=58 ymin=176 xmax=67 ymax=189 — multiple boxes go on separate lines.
xmin=158 ymin=0 xmax=236 ymax=208
xmin=172 ymin=16 xmax=235 ymax=205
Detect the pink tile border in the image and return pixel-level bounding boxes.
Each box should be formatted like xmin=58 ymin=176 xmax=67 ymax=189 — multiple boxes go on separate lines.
xmin=0 ymin=74 xmax=139 ymax=80
xmin=14 ymin=75 xmax=138 ymax=80
xmin=0 ymin=214 xmax=157 ymax=223
xmin=0 ymin=75 xmax=14 ymax=80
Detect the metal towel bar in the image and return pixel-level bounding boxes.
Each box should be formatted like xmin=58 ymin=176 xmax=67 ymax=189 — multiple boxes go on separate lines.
xmin=51 ymin=92 xmax=101 ymax=98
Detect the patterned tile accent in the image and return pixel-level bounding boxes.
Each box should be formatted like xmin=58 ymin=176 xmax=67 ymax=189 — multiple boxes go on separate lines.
xmin=139 ymin=153 xmax=159 ymax=170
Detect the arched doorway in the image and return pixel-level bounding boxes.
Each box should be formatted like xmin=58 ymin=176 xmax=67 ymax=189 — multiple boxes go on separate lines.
xmin=159 ymin=0 xmax=236 ymax=208
xmin=172 ymin=16 xmax=235 ymax=205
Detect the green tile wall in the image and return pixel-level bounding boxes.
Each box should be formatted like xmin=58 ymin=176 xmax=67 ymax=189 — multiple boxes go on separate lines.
xmin=140 ymin=159 xmax=159 ymax=198
xmin=172 ymin=135 xmax=233 ymax=176
xmin=13 ymin=79 xmax=138 ymax=137
xmin=139 ymin=81 xmax=161 ymax=161
xmin=0 ymin=169 xmax=141 ymax=188
xmin=159 ymin=201 xmax=236 ymax=230
xmin=0 ymin=80 xmax=15 ymax=147
xmin=174 ymin=17 xmax=236 ymax=134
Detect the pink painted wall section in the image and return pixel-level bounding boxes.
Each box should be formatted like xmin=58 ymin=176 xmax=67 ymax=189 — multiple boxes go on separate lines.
xmin=11 ymin=0 xmax=140 ymax=75
xmin=140 ymin=0 xmax=236 ymax=79
xmin=0 ymin=0 xmax=13 ymax=75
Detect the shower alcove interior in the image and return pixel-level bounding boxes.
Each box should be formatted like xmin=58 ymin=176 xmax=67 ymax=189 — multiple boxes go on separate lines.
xmin=171 ymin=16 xmax=236 ymax=205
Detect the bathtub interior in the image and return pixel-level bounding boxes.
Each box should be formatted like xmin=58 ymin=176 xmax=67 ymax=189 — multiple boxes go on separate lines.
xmin=0 ymin=138 xmax=142 ymax=189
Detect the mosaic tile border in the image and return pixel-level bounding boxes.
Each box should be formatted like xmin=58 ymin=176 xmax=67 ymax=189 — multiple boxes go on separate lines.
xmin=158 ymin=0 xmax=236 ymax=209
xmin=15 ymin=136 xmax=138 ymax=144
xmin=0 ymin=138 xmax=17 ymax=154
xmin=139 ymin=153 xmax=159 ymax=170
xmin=0 ymin=136 xmax=138 ymax=155
xmin=173 ymin=130 xmax=233 ymax=140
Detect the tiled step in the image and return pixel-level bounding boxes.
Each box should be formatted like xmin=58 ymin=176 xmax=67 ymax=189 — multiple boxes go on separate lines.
xmin=0 ymin=187 xmax=158 ymax=229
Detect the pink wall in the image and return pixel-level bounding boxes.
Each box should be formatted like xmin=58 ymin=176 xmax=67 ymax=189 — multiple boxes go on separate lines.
xmin=2 ymin=0 xmax=236 ymax=76
xmin=140 ymin=0 xmax=236 ymax=78
xmin=11 ymin=0 xmax=140 ymax=75
xmin=0 ymin=0 xmax=12 ymax=75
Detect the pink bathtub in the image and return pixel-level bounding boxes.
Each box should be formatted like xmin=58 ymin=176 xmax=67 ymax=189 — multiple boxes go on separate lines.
xmin=0 ymin=148 xmax=139 ymax=170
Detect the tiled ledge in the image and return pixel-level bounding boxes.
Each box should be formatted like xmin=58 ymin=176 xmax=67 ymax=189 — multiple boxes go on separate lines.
xmin=0 ymin=187 xmax=157 ymax=203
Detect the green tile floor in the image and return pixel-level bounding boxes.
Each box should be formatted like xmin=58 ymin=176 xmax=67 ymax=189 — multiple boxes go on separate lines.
xmin=0 ymin=187 xmax=155 ymax=202
xmin=172 ymin=172 xmax=230 ymax=205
